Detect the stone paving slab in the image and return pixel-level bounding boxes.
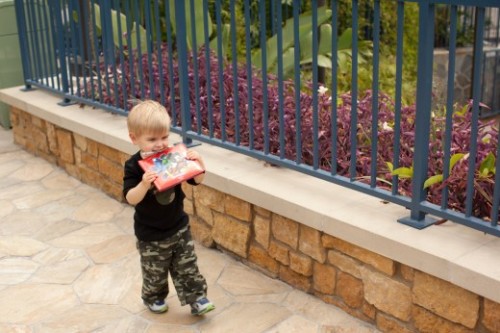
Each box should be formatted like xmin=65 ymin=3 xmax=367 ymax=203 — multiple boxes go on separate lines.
xmin=0 ymin=127 xmax=380 ymax=333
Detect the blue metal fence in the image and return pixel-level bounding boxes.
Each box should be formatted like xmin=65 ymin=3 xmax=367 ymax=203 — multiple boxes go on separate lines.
xmin=12 ymin=0 xmax=500 ymax=237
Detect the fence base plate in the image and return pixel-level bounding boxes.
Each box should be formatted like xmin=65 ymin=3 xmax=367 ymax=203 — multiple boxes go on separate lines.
xmin=398 ymin=215 xmax=438 ymax=230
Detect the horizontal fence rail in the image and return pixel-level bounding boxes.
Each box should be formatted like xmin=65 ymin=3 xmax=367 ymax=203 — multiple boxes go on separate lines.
xmin=13 ymin=0 xmax=500 ymax=236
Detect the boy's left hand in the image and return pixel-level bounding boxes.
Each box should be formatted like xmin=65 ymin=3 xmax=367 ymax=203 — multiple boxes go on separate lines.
xmin=186 ymin=150 xmax=201 ymax=161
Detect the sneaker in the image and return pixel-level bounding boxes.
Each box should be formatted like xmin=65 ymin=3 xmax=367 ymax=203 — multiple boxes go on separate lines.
xmin=145 ymin=299 xmax=168 ymax=313
xmin=190 ymin=297 xmax=215 ymax=315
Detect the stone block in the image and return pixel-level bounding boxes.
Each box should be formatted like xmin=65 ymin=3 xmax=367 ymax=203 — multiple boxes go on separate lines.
xmin=483 ymin=298 xmax=500 ymax=333
xmin=56 ymin=129 xmax=74 ymax=163
xmin=224 ymin=195 xmax=252 ymax=222
xmin=413 ymin=271 xmax=479 ymax=329
xmin=195 ymin=203 xmax=214 ymax=226
xmin=400 ymin=264 xmax=414 ymax=282
xmin=212 ymin=212 xmax=250 ymax=258
xmin=248 ymin=244 xmax=279 ymax=275
xmin=412 ymin=305 xmax=474 ymax=333
xmin=361 ymin=267 xmax=412 ymax=321
xmin=271 ymin=214 xmax=298 ymax=249
xmin=376 ymin=313 xmax=414 ymax=333
xmin=327 ymin=250 xmax=362 ymax=279
xmin=299 ymin=225 xmax=326 ymax=263
xmin=46 ymin=123 xmax=58 ymax=155
xmin=73 ymin=133 xmax=87 ymax=151
xmin=313 ymin=262 xmax=336 ymax=295
xmin=194 ymin=185 xmax=224 ymax=213
xmin=253 ymin=214 xmax=270 ymax=249
xmin=190 ymin=217 xmax=214 ymax=248
xmin=336 ymin=271 xmax=363 ymax=308
xmin=279 ymin=266 xmax=311 ymax=292
xmin=254 ymin=206 xmax=271 ymax=218
xmin=97 ymin=156 xmax=123 ymax=184
xmin=81 ymin=151 xmax=98 ymax=170
xmin=330 ymin=237 xmax=395 ymax=276
xmin=289 ymin=251 xmax=313 ymax=277
xmin=268 ymin=240 xmax=289 ymax=265
xmin=98 ymin=144 xmax=122 ymax=161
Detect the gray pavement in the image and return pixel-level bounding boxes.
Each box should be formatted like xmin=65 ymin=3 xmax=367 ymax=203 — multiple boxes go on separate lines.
xmin=0 ymin=125 xmax=380 ymax=333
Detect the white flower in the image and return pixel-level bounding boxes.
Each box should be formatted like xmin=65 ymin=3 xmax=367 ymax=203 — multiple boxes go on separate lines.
xmin=318 ymin=86 xmax=328 ymax=95
xmin=382 ymin=122 xmax=393 ymax=132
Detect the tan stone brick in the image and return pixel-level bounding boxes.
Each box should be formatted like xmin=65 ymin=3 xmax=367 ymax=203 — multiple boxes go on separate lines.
xmin=98 ymin=156 xmax=123 ymax=184
xmin=212 ymin=212 xmax=250 ymax=258
xmin=81 ymin=151 xmax=98 ymax=170
xmin=79 ymin=165 xmax=101 ymax=188
xmin=322 ymin=233 xmax=336 ymax=248
xmin=33 ymin=127 xmax=49 ymax=154
xmin=299 ymin=225 xmax=326 ymax=263
xmin=73 ymin=133 xmax=87 ymax=150
xmin=254 ymin=206 xmax=271 ymax=218
xmin=46 ymin=123 xmax=58 ymax=154
xmin=99 ymin=144 xmax=122 ymax=161
xmin=400 ymin=264 xmax=414 ymax=282
xmin=327 ymin=250 xmax=362 ymax=279
xmin=362 ymin=302 xmax=377 ymax=320
xmin=248 ymin=244 xmax=279 ymax=275
xmin=86 ymin=139 xmax=99 ymax=156
xmin=330 ymin=237 xmax=395 ymax=276
xmin=279 ymin=266 xmax=311 ymax=292
xmin=336 ymin=271 xmax=363 ymax=308
xmin=184 ymin=198 xmax=194 ymax=215
xmin=194 ymin=185 xmax=224 ymax=213
xmin=361 ymin=267 xmax=411 ymax=321
xmin=181 ymin=182 xmax=193 ymax=199
xmin=413 ymin=271 xmax=479 ymax=329
xmin=412 ymin=305 xmax=474 ymax=333
xmin=195 ymin=203 xmax=214 ymax=226
xmin=31 ymin=115 xmax=44 ymax=128
xmin=119 ymin=151 xmax=131 ymax=165
xmin=269 ymin=240 xmax=289 ymax=265
xmin=313 ymin=262 xmax=336 ymax=295
xmin=254 ymin=214 xmax=270 ymax=249
xmin=100 ymin=180 xmax=123 ymax=201
xmin=271 ymin=214 xmax=298 ymax=249
xmin=224 ymin=194 xmax=252 ymax=222
xmin=376 ymin=313 xmax=414 ymax=333
xmin=56 ymin=129 xmax=74 ymax=163
xmin=483 ymin=298 xmax=500 ymax=333
xmin=190 ymin=217 xmax=214 ymax=248
xmin=289 ymin=251 xmax=313 ymax=276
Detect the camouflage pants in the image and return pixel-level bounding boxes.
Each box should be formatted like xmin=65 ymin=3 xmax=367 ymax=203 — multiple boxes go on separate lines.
xmin=136 ymin=226 xmax=208 ymax=306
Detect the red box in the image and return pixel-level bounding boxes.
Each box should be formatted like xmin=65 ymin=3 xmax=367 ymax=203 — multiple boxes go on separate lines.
xmin=138 ymin=144 xmax=204 ymax=192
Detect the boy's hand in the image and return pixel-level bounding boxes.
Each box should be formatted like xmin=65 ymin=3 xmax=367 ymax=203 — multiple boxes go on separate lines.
xmin=186 ymin=150 xmax=201 ymax=161
xmin=141 ymin=170 xmax=157 ymax=187
xmin=186 ymin=149 xmax=206 ymax=184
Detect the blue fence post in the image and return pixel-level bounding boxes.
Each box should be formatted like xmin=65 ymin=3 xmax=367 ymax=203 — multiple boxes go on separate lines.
xmin=14 ymin=0 xmax=33 ymax=91
xmin=173 ymin=1 xmax=192 ymax=146
xmin=398 ymin=0 xmax=437 ymax=229
xmin=50 ymin=0 xmax=72 ymax=105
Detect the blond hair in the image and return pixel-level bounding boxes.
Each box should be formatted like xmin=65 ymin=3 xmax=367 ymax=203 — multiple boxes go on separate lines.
xmin=127 ymin=100 xmax=171 ymax=136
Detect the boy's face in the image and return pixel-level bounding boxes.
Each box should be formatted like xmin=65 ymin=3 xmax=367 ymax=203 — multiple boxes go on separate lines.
xmin=129 ymin=131 xmax=169 ymax=154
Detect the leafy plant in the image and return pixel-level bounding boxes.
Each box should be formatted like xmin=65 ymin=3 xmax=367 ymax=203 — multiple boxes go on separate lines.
xmin=83 ymin=44 xmax=498 ymax=222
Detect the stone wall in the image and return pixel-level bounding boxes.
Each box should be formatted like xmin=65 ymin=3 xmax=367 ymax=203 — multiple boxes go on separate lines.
xmin=9 ymin=107 xmax=500 ymax=333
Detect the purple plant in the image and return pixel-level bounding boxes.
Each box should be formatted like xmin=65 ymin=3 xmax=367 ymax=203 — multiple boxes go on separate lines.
xmin=82 ymin=45 xmax=498 ymax=221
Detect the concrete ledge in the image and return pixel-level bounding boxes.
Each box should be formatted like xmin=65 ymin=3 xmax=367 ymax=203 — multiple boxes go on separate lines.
xmin=2 ymin=85 xmax=499 ymax=304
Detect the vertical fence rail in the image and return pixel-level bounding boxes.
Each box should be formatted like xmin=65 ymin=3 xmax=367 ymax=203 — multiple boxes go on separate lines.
xmin=398 ymin=1 xmax=437 ymax=229
xmin=11 ymin=0 xmax=500 ymax=237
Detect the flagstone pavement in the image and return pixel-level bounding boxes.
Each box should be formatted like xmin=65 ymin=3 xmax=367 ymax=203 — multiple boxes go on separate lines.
xmin=0 ymin=126 xmax=380 ymax=333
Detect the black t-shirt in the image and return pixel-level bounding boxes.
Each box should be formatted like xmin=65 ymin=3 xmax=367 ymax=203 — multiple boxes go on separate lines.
xmin=123 ymin=151 xmax=198 ymax=241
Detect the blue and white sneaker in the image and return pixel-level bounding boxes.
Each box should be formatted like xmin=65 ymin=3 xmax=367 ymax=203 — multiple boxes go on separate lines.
xmin=190 ymin=297 xmax=215 ymax=315
xmin=145 ymin=299 xmax=168 ymax=313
